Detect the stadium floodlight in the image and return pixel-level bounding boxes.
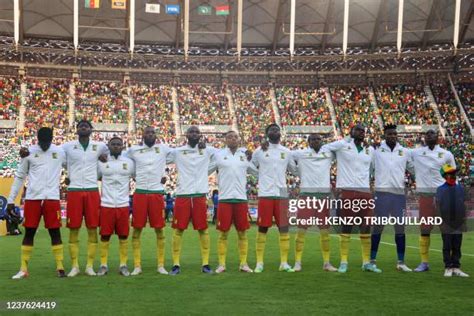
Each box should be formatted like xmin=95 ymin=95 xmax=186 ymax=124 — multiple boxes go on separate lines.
xmin=397 ymin=0 xmax=404 ymax=57
xmin=343 ymin=0 xmax=349 ymax=57
xmin=453 ymin=0 xmax=461 ymax=53
xmin=74 ymin=0 xmax=78 ymax=51
xmin=13 ymin=0 xmax=19 ymax=46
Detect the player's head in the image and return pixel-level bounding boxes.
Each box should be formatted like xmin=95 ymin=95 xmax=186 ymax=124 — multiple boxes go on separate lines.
xmin=225 ymin=130 xmax=239 ymax=149
xmin=425 ymin=129 xmax=438 ymax=146
xmin=143 ymin=126 xmax=156 ymax=146
xmin=265 ymin=124 xmax=281 ymax=143
xmin=307 ymin=133 xmax=323 ymax=151
xmin=108 ymin=136 xmax=124 ymax=156
xmin=186 ymin=126 xmax=201 ymax=145
xmin=37 ymin=127 xmax=53 ymax=151
xmin=77 ymin=120 xmax=93 ymax=138
xmin=384 ymin=124 xmax=398 ymax=147
xmin=351 ymin=124 xmax=365 ymax=142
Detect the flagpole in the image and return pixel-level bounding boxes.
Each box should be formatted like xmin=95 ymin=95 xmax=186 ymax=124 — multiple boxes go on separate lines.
xmin=129 ymin=0 xmax=135 ymax=55
xmin=73 ymin=0 xmax=78 ymax=52
xmin=184 ymin=0 xmax=189 ymax=61
xmin=237 ymin=0 xmax=243 ymax=61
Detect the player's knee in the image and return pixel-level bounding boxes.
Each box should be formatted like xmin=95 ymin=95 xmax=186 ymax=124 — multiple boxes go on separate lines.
xmin=22 ymin=228 xmax=37 ymax=246
xmin=101 ymin=235 xmax=111 ymax=242
xmin=48 ymin=228 xmax=62 ymax=245
xmin=278 ymin=226 xmax=289 ymax=233
xmin=258 ymin=226 xmax=268 ymax=234
xmin=118 ymin=235 xmax=128 ymax=240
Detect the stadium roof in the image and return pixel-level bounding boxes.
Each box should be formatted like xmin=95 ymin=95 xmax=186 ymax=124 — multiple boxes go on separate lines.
xmin=0 ymin=0 xmax=472 ymax=50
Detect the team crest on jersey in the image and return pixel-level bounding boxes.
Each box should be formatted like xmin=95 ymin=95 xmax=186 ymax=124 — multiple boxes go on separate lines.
xmin=280 ymin=152 xmax=285 ymax=159
xmin=398 ymin=150 xmax=404 ymax=156
xmin=74 ymin=145 xmax=78 ymax=150
xmin=365 ymin=148 xmax=369 ymax=155
xmin=347 ymin=146 xmax=351 ymax=150
xmin=92 ymin=145 xmax=97 ymax=151
xmin=240 ymin=155 xmax=245 ymax=161
xmin=224 ymin=156 xmax=228 ymax=160
xmin=140 ymin=149 xmax=145 ymax=154
xmin=381 ymin=148 xmax=385 ymax=152
xmin=322 ymin=152 xmax=327 ymax=158
xmin=438 ymin=152 xmax=444 ymax=159
xmin=309 ymin=152 xmax=313 ymax=157
xmin=199 ymin=149 xmax=203 ymax=155
xmin=106 ymin=164 xmax=109 ymax=168
xmin=52 ymin=152 xmax=58 ymax=159
xmin=423 ymin=151 xmax=426 ymax=156
xmin=34 ymin=153 xmax=39 ymax=158
xmin=265 ymin=153 xmax=269 ymax=158
xmin=155 ymin=147 xmax=160 ymax=154
xmin=123 ymin=163 xmax=128 ymax=170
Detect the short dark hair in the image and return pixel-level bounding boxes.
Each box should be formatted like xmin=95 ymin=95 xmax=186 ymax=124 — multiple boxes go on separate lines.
xmin=77 ymin=119 xmax=93 ymax=129
xmin=265 ymin=123 xmax=280 ymax=135
xmin=108 ymin=136 xmax=123 ymax=144
xmin=37 ymin=127 xmax=53 ymax=143
xmin=384 ymin=124 xmax=397 ymax=132
xmin=225 ymin=130 xmax=238 ymax=136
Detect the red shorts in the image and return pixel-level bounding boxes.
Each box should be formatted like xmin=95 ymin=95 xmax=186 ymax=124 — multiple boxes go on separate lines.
xmin=100 ymin=207 xmax=130 ymax=237
xmin=217 ymin=202 xmax=250 ymax=232
xmin=66 ymin=190 xmax=101 ymax=229
xmin=172 ymin=196 xmax=208 ymax=230
xmin=297 ymin=204 xmax=330 ymax=229
xmin=23 ymin=200 xmax=62 ymax=229
xmin=132 ymin=193 xmax=165 ymax=229
xmin=419 ymin=195 xmax=435 ymax=231
xmin=339 ymin=190 xmax=373 ymax=226
xmin=257 ymin=198 xmax=289 ymax=228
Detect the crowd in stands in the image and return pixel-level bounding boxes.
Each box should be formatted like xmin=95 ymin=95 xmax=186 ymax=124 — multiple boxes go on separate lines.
xmin=431 ymin=83 xmax=472 ymax=186
xmin=375 ymin=84 xmax=438 ymax=126
xmin=0 ymin=77 xmax=20 ymax=120
xmin=456 ymin=83 xmax=473 ymax=127
xmin=232 ymin=86 xmax=275 ymax=149
xmin=132 ymin=84 xmax=175 ymax=143
xmin=75 ymin=80 xmax=129 ymax=124
xmin=275 ymin=87 xmax=331 ymax=126
xmin=331 ymin=86 xmax=382 ymax=143
xmin=0 ymin=129 xmax=20 ymax=177
xmin=178 ymin=85 xmax=231 ymax=126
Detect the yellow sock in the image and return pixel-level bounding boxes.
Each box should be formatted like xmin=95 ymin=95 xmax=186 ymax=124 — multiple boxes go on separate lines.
xmin=100 ymin=240 xmax=110 ymax=266
xmin=86 ymin=228 xmax=98 ymax=269
xmin=132 ymin=229 xmax=142 ymax=268
xmin=199 ymin=229 xmax=210 ymax=266
xmin=155 ymin=229 xmax=165 ymax=268
xmin=218 ymin=231 xmax=229 ymax=266
xmin=237 ymin=231 xmax=248 ymax=266
xmin=320 ymin=229 xmax=330 ymax=263
xmin=52 ymin=244 xmax=64 ymax=270
xmin=20 ymin=245 xmax=33 ymax=272
xmin=295 ymin=229 xmax=306 ymax=263
xmin=172 ymin=229 xmax=183 ymax=266
xmin=340 ymin=234 xmax=350 ymax=263
xmin=68 ymin=228 xmax=80 ymax=268
xmin=279 ymin=232 xmax=290 ymax=264
xmin=256 ymin=232 xmax=267 ymax=264
xmin=119 ymin=239 xmax=128 ymax=266
xmin=360 ymin=234 xmax=371 ymax=264
xmin=420 ymin=235 xmax=430 ymax=263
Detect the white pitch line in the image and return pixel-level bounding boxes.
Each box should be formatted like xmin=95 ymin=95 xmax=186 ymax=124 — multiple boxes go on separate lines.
xmin=328 ymin=235 xmax=474 ymax=257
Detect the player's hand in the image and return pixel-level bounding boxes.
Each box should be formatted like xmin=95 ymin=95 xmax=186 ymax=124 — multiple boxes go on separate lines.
xmin=98 ymin=154 xmax=108 ymax=163
xmin=161 ymin=177 xmax=167 ymax=184
xmin=245 ymin=149 xmax=253 ymax=161
xmin=261 ymin=140 xmax=269 ymax=151
xmin=198 ymin=141 xmax=206 ymax=149
xmin=19 ymin=147 xmax=30 ymax=158
xmin=65 ymin=177 xmax=71 ymax=185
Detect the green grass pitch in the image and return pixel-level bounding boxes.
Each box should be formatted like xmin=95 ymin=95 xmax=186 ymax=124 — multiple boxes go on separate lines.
xmin=1 ymin=223 xmax=473 ymax=315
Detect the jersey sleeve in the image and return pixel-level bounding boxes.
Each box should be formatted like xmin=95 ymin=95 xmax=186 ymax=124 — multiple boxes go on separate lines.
xmin=7 ymin=157 xmax=29 ymax=204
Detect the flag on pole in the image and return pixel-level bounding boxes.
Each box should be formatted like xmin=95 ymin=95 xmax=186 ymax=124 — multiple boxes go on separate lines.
xmin=215 ymin=5 xmax=229 ymax=15
xmin=145 ymin=3 xmax=160 ymax=13
xmin=198 ymin=5 xmax=212 ymax=15
xmin=85 ymin=0 xmax=100 ymax=9
xmin=111 ymin=0 xmax=126 ymax=10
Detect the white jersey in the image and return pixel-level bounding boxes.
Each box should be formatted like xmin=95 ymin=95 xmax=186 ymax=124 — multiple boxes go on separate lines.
xmin=126 ymin=143 xmax=173 ymax=193
xmin=411 ymin=145 xmax=456 ymax=194
xmin=169 ymin=144 xmax=217 ymax=196
xmin=373 ymin=141 xmax=413 ymax=195
xmin=324 ymin=138 xmax=374 ymax=191
xmin=292 ymin=146 xmax=334 ymax=194
xmin=8 ymin=144 xmax=66 ymax=203
xmin=98 ymin=154 xmax=135 ymax=208
xmin=251 ymin=143 xmax=297 ymax=198
xmin=210 ymin=147 xmax=257 ymax=201
xmin=62 ymin=140 xmax=108 ymax=190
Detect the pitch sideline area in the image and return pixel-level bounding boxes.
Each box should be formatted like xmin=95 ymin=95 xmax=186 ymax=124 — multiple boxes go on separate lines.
xmin=1 ymin=224 xmax=473 ymax=315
